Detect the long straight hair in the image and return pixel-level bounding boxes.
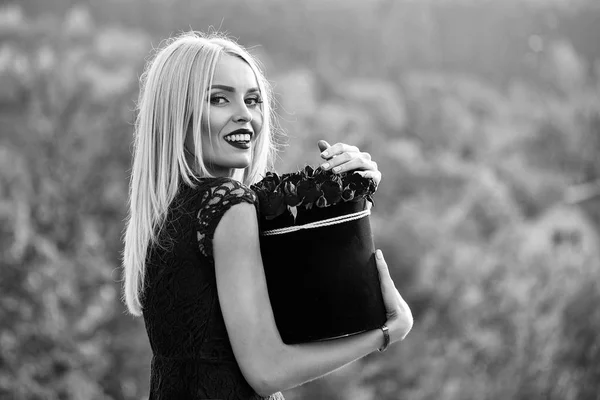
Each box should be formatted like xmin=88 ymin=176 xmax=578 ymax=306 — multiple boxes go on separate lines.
xmin=123 ymin=32 xmax=278 ymax=316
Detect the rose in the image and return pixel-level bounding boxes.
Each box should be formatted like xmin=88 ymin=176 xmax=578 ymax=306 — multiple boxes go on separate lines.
xmin=297 ymin=178 xmax=320 ymax=208
xmin=253 ymin=172 xmax=286 ymax=219
xmin=320 ymin=179 xmax=342 ymax=206
xmin=255 ymin=171 xmax=281 ymax=192
xmin=345 ymin=172 xmax=367 ymax=193
xmin=343 ymin=172 xmax=376 ymax=201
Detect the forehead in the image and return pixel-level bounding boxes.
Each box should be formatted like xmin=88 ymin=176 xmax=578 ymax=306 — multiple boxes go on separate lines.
xmin=212 ymin=54 xmax=258 ymax=89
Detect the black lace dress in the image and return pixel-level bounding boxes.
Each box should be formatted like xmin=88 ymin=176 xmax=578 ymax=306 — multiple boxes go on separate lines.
xmin=142 ymin=177 xmax=285 ymax=400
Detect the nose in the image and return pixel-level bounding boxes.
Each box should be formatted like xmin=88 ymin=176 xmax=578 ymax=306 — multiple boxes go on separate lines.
xmin=233 ymin=103 xmax=252 ymax=123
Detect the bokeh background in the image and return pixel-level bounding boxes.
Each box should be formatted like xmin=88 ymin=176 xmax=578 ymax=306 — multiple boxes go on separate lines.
xmin=1 ymin=0 xmax=600 ymax=399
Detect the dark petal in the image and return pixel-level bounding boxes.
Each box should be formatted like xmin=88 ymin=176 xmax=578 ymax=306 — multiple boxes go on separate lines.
xmin=267 ymin=191 xmax=284 ymax=207
xmin=368 ymin=179 xmax=377 ymax=193
xmin=315 ymin=172 xmax=329 ymax=184
xmin=260 ymin=191 xmax=284 ymax=217
xmin=348 ymin=171 xmax=363 ymax=183
xmin=256 ymin=190 xmax=269 ymax=204
xmin=284 ymin=193 xmax=302 ymax=207
xmin=304 ymin=185 xmax=321 ymax=204
xmin=316 ymin=195 xmax=328 ymax=208
xmin=297 ymin=179 xmax=318 ymax=202
xmin=283 ymin=181 xmax=297 ymax=196
xmin=331 ymin=174 xmax=343 ymax=185
xmin=321 ymin=180 xmax=342 ymax=204
xmin=260 ymin=199 xmax=272 ymax=216
xmin=288 ymin=173 xmax=302 ymax=186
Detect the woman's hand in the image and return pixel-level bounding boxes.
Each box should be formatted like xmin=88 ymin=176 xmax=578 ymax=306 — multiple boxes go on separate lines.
xmin=317 ymin=140 xmax=381 ymax=188
xmin=375 ymin=249 xmax=413 ymax=343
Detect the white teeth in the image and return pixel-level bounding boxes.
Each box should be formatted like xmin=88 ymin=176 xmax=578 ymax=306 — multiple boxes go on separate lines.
xmin=225 ymin=133 xmax=251 ymax=142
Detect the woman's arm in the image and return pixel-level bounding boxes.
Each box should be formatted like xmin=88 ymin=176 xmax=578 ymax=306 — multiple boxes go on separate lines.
xmin=213 ymin=202 xmax=413 ymax=396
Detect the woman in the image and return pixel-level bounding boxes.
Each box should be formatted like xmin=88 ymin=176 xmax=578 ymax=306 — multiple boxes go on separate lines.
xmin=122 ymin=32 xmax=413 ymax=400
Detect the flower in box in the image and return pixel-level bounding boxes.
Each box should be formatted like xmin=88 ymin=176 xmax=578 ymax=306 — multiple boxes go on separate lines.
xmin=251 ymin=166 xmax=376 ymax=226
xmin=251 ymin=167 xmax=385 ymax=344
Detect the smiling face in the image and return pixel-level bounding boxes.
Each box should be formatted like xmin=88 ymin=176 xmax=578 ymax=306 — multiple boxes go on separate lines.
xmin=191 ymin=53 xmax=263 ymax=177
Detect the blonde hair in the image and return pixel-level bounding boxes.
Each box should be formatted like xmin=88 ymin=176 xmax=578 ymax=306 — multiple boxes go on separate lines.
xmin=123 ymin=32 xmax=278 ymax=315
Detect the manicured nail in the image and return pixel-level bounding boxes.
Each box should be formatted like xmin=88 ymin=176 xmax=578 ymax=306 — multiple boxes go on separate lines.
xmin=321 ymin=162 xmax=330 ymax=169
xmin=333 ymin=166 xmax=341 ymax=173
xmin=376 ymin=249 xmax=383 ymax=260
xmin=321 ymin=151 xmax=329 ymax=158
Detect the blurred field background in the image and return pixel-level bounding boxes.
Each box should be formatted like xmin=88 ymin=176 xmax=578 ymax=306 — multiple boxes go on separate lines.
xmin=1 ymin=0 xmax=600 ymax=399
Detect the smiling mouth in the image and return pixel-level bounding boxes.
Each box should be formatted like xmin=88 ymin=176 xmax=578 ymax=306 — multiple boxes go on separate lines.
xmin=224 ymin=129 xmax=253 ymax=149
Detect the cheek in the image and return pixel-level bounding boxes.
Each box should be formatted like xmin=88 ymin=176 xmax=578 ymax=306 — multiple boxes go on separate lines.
xmin=201 ymin=112 xmax=222 ymax=142
xmin=252 ymin=111 xmax=264 ymax=133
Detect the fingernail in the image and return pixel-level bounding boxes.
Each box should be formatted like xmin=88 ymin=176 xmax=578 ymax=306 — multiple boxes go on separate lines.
xmin=376 ymin=249 xmax=383 ymax=260
xmin=321 ymin=162 xmax=330 ymax=169
xmin=333 ymin=166 xmax=341 ymax=173
xmin=321 ymin=151 xmax=329 ymax=158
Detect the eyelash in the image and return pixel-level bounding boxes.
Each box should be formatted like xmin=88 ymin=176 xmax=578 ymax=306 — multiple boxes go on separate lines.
xmin=209 ymin=94 xmax=263 ymax=107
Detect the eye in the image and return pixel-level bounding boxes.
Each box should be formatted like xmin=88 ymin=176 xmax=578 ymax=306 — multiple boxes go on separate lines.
xmin=209 ymin=94 xmax=228 ymax=105
xmin=245 ymin=95 xmax=263 ymax=107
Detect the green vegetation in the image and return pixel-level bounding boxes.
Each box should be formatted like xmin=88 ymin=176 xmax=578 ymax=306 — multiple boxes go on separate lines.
xmin=1 ymin=1 xmax=599 ymax=399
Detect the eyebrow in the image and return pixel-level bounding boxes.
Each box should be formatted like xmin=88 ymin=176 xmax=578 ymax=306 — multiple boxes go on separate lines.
xmin=210 ymin=84 xmax=260 ymax=93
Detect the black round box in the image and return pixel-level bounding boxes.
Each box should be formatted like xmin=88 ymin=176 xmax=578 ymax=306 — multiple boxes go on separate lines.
xmin=259 ymin=198 xmax=387 ymax=344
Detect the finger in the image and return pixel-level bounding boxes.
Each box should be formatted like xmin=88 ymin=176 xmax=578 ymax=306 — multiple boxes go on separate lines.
xmin=323 ymin=156 xmax=377 ymax=174
xmin=317 ymin=140 xmax=331 ymax=153
xmin=375 ymin=250 xmax=412 ymax=315
xmin=375 ymin=250 xmax=400 ymax=312
xmin=375 ymin=250 xmax=408 ymax=305
xmin=320 ymin=142 xmax=359 ymax=160
xmin=375 ymin=250 xmax=393 ymax=283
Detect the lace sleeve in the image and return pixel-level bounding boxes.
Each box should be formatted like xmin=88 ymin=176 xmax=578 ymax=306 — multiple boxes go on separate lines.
xmin=196 ymin=178 xmax=258 ymax=259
